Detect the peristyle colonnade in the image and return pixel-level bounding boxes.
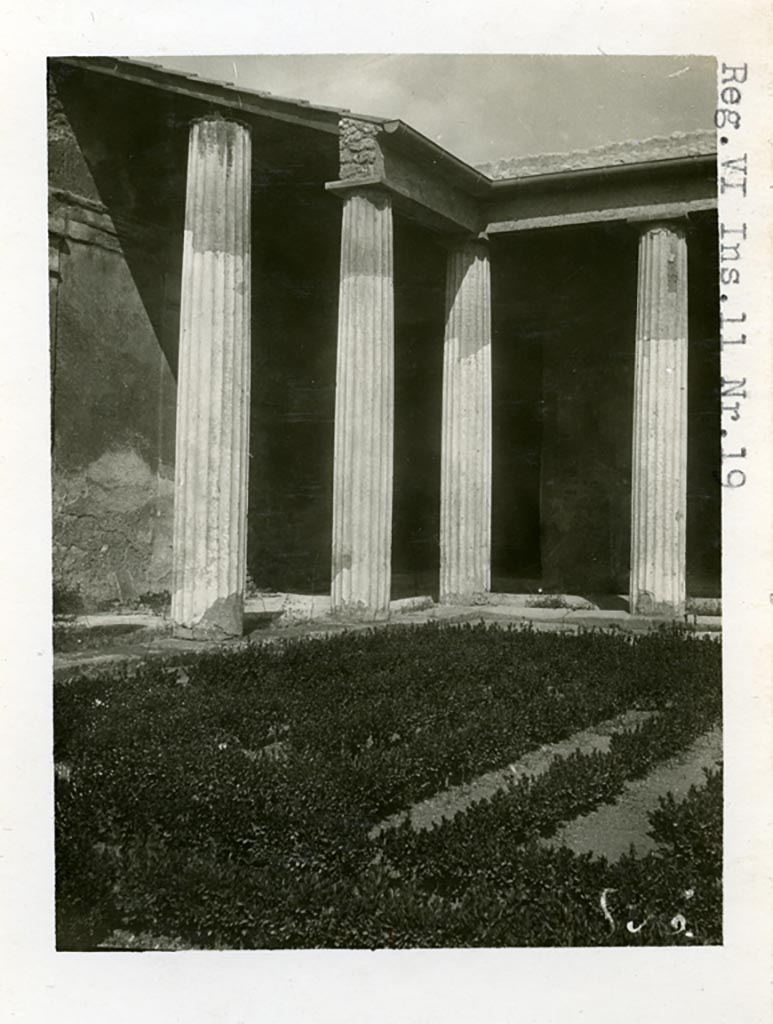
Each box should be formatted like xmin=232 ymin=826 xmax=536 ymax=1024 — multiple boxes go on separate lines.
xmin=170 ymin=114 xmax=692 ymax=636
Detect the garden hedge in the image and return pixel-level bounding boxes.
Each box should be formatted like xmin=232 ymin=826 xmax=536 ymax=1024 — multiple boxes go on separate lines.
xmin=54 ymin=623 xmax=721 ymax=948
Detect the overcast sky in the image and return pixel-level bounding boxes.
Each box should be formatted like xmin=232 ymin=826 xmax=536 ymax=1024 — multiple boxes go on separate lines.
xmin=151 ymin=54 xmax=717 ymax=166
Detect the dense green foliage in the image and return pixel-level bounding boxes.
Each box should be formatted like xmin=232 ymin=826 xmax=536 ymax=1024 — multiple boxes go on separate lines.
xmin=54 ymin=623 xmax=721 ymax=948
xmin=341 ymin=769 xmax=722 ymax=948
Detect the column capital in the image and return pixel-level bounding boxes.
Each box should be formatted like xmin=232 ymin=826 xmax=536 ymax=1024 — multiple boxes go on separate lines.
xmin=626 ymin=214 xmax=689 ymax=237
xmin=324 ymin=178 xmax=393 ymax=203
xmin=440 ymin=231 xmax=490 ymax=255
xmin=636 ymin=219 xmax=687 ymax=238
xmin=191 ymin=110 xmax=252 ymax=134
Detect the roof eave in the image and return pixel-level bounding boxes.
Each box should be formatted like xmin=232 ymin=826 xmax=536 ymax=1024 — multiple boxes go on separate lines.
xmin=487 ymin=151 xmax=718 ymax=191
xmin=49 ymin=55 xmax=387 ymax=134
xmin=382 ymin=120 xmax=492 ymax=195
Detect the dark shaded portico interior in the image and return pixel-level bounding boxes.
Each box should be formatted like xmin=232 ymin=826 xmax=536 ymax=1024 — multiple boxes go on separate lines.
xmin=386 ymin=215 xmax=721 ymax=601
xmin=249 ymin=206 xmax=722 ymax=602
xmin=489 ymin=215 xmax=719 ymax=598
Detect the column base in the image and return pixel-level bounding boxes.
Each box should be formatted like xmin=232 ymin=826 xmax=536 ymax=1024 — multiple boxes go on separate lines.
xmin=330 ymin=602 xmax=392 ymax=624
xmin=172 ymin=593 xmax=244 ymax=640
xmin=629 ymin=590 xmax=685 ymax=618
xmin=439 ymin=591 xmax=490 ymax=607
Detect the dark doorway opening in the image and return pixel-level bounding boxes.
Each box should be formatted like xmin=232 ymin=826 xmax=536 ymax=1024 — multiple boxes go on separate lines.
xmin=491 ymin=226 xmax=639 ymax=595
xmin=392 ymin=218 xmax=445 ymax=599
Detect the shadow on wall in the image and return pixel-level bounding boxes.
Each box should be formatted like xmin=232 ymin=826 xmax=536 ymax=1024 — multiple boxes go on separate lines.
xmin=49 ymin=65 xmax=183 ymax=609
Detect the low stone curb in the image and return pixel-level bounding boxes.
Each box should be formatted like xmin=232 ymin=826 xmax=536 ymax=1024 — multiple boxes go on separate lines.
xmin=53 ymin=607 xmax=720 ymax=681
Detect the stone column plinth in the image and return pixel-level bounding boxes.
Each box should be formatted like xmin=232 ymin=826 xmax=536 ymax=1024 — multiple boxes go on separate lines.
xmin=331 ymin=189 xmax=394 ymax=620
xmin=629 ymin=222 xmax=688 ymax=616
xmin=440 ymin=239 xmax=492 ymax=603
xmin=171 ymin=117 xmax=251 ymax=638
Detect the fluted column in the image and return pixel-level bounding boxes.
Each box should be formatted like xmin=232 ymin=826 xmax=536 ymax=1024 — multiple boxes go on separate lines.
xmin=331 ymin=188 xmax=394 ymax=620
xmin=171 ymin=116 xmax=251 ymax=638
xmin=629 ymin=222 xmax=688 ymax=616
xmin=440 ymin=239 xmax=492 ymax=603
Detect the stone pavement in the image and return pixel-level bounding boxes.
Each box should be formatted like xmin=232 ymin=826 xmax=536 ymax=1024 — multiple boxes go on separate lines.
xmin=53 ymin=596 xmax=720 ymax=681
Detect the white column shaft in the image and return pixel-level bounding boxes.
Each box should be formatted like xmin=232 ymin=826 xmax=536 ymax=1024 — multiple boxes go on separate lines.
xmin=171 ymin=117 xmax=251 ymax=637
xmin=630 ymin=223 xmax=688 ymax=616
xmin=331 ymin=190 xmax=394 ymax=620
xmin=440 ymin=241 xmax=492 ymax=602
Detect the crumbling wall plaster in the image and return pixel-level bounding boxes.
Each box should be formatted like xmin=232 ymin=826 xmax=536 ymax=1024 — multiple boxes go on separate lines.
xmin=53 ymin=450 xmax=174 ymax=607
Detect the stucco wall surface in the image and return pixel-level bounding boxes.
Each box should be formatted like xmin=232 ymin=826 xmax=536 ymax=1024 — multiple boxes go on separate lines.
xmin=49 ymin=74 xmax=179 ymax=609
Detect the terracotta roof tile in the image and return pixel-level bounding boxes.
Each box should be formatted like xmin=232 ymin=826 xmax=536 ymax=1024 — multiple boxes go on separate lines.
xmin=477 ymin=130 xmax=716 ymax=180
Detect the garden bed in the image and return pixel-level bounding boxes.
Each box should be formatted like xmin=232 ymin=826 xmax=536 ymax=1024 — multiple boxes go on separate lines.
xmin=54 ymin=622 xmax=721 ymax=948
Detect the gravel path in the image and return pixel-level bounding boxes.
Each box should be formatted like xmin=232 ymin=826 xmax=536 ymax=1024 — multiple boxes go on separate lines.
xmin=370 ymin=709 xmax=658 ymax=838
xmin=540 ymin=725 xmax=722 ymax=861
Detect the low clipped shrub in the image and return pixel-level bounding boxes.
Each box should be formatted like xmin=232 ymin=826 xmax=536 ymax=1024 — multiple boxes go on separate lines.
xmin=135 ymin=590 xmax=171 ymax=614
xmin=319 ymin=768 xmax=723 ymax=949
xmin=369 ymin=698 xmax=720 ymax=938
xmin=54 ymin=622 xmax=721 ymax=948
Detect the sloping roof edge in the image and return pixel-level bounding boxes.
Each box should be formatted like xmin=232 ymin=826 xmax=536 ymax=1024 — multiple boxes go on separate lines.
xmin=49 ymin=55 xmax=388 ymax=133
xmin=50 ymin=57 xmax=718 ymax=193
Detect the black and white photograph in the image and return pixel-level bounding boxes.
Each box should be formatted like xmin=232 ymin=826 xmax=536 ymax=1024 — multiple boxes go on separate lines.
xmin=49 ymin=54 xmax=723 ymax=949
xmin=1 ymin=4 xmax=771 ymax=1020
